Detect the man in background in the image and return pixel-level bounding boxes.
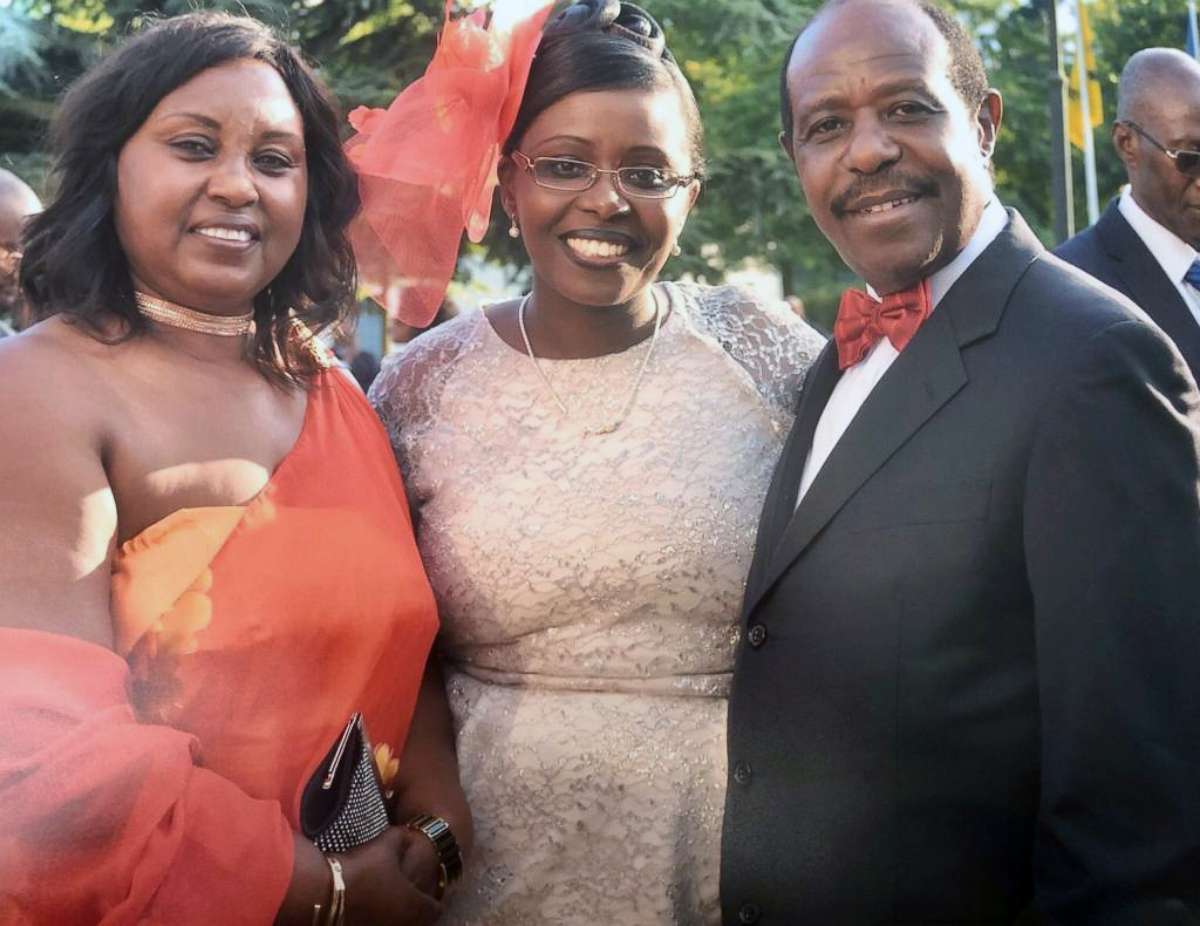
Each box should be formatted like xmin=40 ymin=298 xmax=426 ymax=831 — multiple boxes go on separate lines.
xmin=1057 ymin=48 xmax=1200 ymax=380
xmin=0 ymin=169 xmax=42 ymax=337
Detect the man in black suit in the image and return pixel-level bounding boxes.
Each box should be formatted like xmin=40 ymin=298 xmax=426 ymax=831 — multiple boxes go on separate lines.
xmin=1056 ymin=49 xmax=1200 ymax=380
xmin=722 ymin=2 xmax=1200 ymax=924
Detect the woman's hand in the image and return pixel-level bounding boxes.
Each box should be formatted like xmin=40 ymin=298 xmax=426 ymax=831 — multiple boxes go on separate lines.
xmin=342 ymin=827 xmax=444 ymax=924
xmin=277 ymin=827 xmax=443 ymax=926
xmin=395 ymin=824 xmax=444 ymax=898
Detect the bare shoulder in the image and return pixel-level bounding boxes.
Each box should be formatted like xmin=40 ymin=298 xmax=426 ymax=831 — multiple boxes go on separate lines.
xmin=0 ymin=317 xmax=120 ymax=647
xmin=0 ymin=316 xmax=119 ymax=411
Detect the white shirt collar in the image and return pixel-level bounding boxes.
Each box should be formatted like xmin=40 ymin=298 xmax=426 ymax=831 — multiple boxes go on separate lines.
xmin=865 ymin=198 xmax=1007 ymax=308
xmin=1118 ymin=185 xmax=1198 ymax=285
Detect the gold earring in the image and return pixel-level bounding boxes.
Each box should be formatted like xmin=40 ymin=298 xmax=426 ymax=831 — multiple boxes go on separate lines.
xmin=509 ymin=218 xmax=520 ymax=239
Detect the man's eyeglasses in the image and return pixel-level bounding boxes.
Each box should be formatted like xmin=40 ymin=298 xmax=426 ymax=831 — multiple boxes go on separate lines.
xmin=510 ymin=151 xmax=699 ymax=200
xmin=1119 ymin=121 xmax=1200 ymax=176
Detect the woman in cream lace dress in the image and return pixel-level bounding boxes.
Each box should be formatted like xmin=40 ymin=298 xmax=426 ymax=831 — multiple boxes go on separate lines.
xmin=365 ymin=1 xmax=823 ymax=922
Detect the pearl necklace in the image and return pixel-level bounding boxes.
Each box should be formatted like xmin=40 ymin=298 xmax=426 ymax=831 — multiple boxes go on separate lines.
xmin=134 ymin=291 xmax=254 ymax=337
xmin=517 ymin=287 xmax=663 ymax=436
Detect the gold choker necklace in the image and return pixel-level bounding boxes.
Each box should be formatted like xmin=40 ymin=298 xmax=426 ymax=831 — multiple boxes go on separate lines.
xmin=134 ymin=292 xmax=254 ymax=337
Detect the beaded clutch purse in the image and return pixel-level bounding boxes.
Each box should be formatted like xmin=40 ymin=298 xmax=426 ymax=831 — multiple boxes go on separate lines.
xmin=300 ymin=713 xmax=391 ymax=853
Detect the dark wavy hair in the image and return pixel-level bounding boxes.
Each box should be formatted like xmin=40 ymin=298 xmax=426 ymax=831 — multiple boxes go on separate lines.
xmin=504 ymin=0 xmax=705 ymax=176
xmin=778 ymin=0 xmax=989 ymax=145
xmin=19 ymin=12 xmax=360 ymax=385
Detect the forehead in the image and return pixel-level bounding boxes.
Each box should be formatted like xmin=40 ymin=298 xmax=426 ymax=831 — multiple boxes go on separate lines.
xmin=786 ymin=1 xmax=953 ymax=112
xmin=143 ymin=58 xmax=303 ymax=134
xmin=0 ymin=188 xmax=40 ymax=243
xmin=1136 ymin=74 xmax=1200 ymax=146
xmin=521 ymin=87 xmax=692 ymax=160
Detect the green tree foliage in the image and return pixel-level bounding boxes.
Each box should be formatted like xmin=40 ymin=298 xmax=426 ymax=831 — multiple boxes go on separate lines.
xmin=1069 ymin=0 xmax=1187 ymax=219
xmin=0 ymin=0 xmax=443 ymax=184
xmin=659 ymin=0 xmax=838 ymax=296
xmin=984 ymin=0 xmax=1191 ymax=244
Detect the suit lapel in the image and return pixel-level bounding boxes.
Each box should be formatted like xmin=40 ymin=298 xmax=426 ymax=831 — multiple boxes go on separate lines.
xmin=743 ymin=342 xmax=840 ymax=609
xmin=753 ymin=309 xmax=967 ymax=606
xmin=744 ymin=211 xmax=1042 ymax=617
xmin=1095 ymin=203 xmax=1200 ymax=354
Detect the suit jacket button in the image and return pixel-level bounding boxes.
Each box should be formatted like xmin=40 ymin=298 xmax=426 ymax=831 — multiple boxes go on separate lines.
xmin=732 ymin=761 xmax=753 ymax=785
xmin=738 ymin=902 xmax=761 ymax=924
xmin=747 ymin=624 xmax=767 ymax=648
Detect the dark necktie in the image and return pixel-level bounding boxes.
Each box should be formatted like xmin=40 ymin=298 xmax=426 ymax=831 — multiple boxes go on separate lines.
xmin=1184 ymin=259 xmax=1200 ymax=291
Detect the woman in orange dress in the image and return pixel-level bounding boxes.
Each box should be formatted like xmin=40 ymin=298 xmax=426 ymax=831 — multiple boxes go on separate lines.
xmin=0 ymin=13 xmax=468 ymax=925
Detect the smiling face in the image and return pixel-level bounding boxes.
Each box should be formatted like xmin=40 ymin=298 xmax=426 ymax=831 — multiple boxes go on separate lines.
xmin=113 ymin=58 xmax=307 ymax=314
xmin=500 ymin=87 xmax=699 ymax=308
xmin=782 ymin=0 xmax=1000 ymax=294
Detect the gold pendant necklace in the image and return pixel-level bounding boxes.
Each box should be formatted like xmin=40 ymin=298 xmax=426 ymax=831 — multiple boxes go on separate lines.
xmin=518 ymin=286 xmax=663 ymax=436
xmin=134 ymin=291 xmax=254 ymax=337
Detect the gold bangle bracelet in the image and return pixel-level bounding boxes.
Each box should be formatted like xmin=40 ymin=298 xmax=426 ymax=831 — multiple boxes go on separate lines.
xmin=324 ymin=856 xmax=346 ymax=926
xmin=434 ymin=861 xmax=449 ymax=901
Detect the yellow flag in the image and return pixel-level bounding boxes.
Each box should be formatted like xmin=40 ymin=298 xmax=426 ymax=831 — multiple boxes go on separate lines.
xmin=1067 ymin=0 xmax=1104 ymax=150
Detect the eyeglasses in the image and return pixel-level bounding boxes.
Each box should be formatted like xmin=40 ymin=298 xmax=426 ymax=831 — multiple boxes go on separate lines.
xmin=510 ymin=150 xmax=698 ymax=199
xmin=1119 ymin=121 xmax=1200 ymax=176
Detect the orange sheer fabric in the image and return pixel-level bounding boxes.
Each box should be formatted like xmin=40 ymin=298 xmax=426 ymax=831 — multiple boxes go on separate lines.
xmin=0 ymin=370 xmax=438 ymax=924
xmin=346 ymin=0 xmax=554 ymax=326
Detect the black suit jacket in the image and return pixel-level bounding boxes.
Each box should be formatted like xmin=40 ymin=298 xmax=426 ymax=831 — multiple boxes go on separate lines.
xmin=722 ymin=212 xmax=1200 ymax=925
xmin=1055 ymin=199 xmax=1200 ymax=380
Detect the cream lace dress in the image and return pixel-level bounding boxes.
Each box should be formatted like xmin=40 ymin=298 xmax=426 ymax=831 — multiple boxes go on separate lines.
xmin=370 ymin=281 xmax=824 ymax=925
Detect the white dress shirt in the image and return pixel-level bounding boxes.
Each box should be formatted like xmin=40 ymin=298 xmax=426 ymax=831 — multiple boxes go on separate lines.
xmin=796 ymin=198 xmax=1008 ymax=507
xmin=1118 ymin=185 xmax=1200 ymax=327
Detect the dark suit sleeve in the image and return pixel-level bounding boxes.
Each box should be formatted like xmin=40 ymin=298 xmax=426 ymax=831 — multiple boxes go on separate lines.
xmin=1051 ymin=232 xmax=1096 ymax=274
xmin=1024 ymin=319 xmax=1200 ymax=924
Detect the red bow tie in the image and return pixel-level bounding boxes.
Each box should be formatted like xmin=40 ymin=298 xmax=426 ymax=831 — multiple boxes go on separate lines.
xmin=834 ymin=279 xmax=932 ymax=371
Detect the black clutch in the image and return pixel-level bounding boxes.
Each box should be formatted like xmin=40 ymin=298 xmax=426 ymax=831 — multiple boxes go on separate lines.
xmin=300 ymin=712 xmax=392 ymax=853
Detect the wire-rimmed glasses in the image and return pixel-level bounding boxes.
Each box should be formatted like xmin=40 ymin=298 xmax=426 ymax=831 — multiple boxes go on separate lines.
xmin=510 ymin=150 xmax=699 ymax=199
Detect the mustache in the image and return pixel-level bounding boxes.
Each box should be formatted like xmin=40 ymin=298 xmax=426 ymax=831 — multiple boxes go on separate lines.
xmin=831 ymin=173 xmax=939 ymax=216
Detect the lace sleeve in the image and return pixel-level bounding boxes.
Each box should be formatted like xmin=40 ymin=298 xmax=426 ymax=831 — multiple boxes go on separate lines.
xmin=673 ymin=282 xmax=827 ymax=421
xmin=367 ymin=312 xmax=485 ymax=507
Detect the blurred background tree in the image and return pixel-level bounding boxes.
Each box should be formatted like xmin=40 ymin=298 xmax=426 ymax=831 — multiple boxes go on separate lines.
xmin=1 ymin=0 xmax=1196 ymax=329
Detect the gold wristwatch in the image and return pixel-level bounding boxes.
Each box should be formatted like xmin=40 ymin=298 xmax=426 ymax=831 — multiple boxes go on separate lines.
xmin=405 ymin=814 xmax=463 ymax=899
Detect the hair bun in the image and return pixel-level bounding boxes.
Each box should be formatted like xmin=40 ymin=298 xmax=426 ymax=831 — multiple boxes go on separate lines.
xmin=547 ymin=0 xmax=671 ymax=60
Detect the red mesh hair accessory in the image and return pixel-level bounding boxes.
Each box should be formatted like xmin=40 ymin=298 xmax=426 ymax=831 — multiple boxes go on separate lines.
xmin=346 ymin=0 xmax=555 ymax=327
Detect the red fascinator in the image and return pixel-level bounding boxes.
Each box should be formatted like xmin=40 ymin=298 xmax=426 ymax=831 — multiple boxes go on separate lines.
xmin=346 ymin=0 xmax=556 ymax=327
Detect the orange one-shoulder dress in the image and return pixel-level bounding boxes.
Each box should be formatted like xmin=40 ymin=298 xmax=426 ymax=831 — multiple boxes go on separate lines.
xmin=0 ymin=369 xmax=438 ymax=925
